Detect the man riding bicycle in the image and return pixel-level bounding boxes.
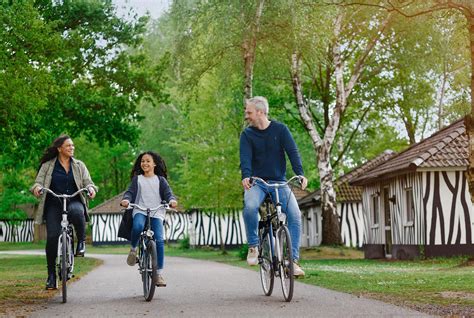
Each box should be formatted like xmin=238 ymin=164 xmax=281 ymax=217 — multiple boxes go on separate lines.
xmin=239 ymin=96 xmax=308 ymax=277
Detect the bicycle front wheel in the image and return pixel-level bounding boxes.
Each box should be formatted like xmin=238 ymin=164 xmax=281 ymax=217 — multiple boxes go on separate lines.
xmin=278 ymin=226 xmax=294 ymax=302
xmin=142 ymin=240 xmax=157 ymax=301
xmin=60 ymin=233 xmax=68 ymax=303
xmin=259 ymin=232 xmax=274 ymax=296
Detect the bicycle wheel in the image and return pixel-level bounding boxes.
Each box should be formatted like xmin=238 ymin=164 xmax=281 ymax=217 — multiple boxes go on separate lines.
xmin=60 ymin=233 xmax=68 ymax=303
xmin=142 ymin=240 xmax=157 ymax=301
xmin=278 ymin=226 xmax=294 ymax=302
xmin=259 ymin=232 xmax=274 ymax=296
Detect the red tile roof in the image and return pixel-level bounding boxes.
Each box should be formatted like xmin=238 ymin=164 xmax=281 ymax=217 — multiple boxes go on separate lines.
xmin=89 ymin=192 xmax=125 ymax=214
xmin=351 ymin=118 xmax=467 ymax=185
xmin=298 ymin=150 xmax=397 ymax=207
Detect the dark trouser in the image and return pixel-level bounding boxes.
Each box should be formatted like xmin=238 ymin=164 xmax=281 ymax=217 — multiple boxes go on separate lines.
xmin=45 ymin=200 xmax=86 ymax=273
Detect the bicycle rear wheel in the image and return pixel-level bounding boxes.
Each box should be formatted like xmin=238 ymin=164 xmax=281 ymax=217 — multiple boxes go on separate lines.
xmin=259 ymin=232 xmax=274 ymax=296
xmin=60 ymin=233 xmax=68 ymax=303
xmin=278 ymin=226 xmax=294 ymax=302
xmin=142 ymin=240 xmax=157 ymax=301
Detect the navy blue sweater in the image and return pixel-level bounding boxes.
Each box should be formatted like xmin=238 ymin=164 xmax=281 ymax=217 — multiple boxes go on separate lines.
xmin=239 ymin=121 xmax=304 ymax=181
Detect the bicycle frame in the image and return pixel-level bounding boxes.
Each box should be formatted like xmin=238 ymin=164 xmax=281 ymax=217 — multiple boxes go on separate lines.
xmin=253 ymin=175 xmax=302 ymax=302
xmin=254 ymin=176 xmax=301 ymax=266
xmin=39 ymin=186 xmax=92 ymax=303
xmin=127 ymin=202 xmax=173 ymax=301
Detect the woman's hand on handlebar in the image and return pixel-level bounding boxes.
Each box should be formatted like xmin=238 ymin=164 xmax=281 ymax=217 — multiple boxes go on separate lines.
xmin=87 ymin=187 xmax=96 ymax=199
xmin=120 ymin=199 xmax=130 ymax=208
xmin=33 ymin=186 xmax=42 ymax=198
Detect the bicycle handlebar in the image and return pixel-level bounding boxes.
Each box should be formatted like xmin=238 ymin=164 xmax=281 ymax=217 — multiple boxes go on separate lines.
xmin=127 ymin=202 xmax=176 ymax=212
xmin=39 ymin=186 xmax=93 ymax=199
xmin=250 ymin=175 xmax=303 ymax=188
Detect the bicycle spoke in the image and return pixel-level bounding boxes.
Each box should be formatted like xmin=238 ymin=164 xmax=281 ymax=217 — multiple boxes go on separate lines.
xmin=259 ymin=232 xmax=274 ymax=296
xmin=278 ymin=226 xmax=294 ymax=302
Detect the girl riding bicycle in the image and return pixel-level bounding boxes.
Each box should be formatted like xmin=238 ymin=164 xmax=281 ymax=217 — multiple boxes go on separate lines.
xmin=120 ymin=151 xmax=177 ymax=287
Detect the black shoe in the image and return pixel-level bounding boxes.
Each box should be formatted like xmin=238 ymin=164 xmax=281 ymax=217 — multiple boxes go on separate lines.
xmin=45 ymin=273 xmax=57 ymax=290
xmin=75 ymin=241 xmax=85 ymax=257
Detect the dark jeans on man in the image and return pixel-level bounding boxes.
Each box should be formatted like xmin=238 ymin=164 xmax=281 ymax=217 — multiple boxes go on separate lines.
xmin=45 ymin=200 xmax=85 ymax=273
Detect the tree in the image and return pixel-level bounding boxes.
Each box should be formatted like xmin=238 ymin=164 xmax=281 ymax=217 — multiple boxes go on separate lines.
xmin=0 ymin=0 xmax=168 ymax=218
xmin=337 ymin=0 xmax=474 ymax=199
xmin=288 ymin=4 xmax=393 ymax=244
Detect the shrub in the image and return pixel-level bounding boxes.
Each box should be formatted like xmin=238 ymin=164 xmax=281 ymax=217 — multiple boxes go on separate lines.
xmin=238 ymin=243 xmax=248 ymax=260
xmin=178 ymin=235 xmax=190 ymax=250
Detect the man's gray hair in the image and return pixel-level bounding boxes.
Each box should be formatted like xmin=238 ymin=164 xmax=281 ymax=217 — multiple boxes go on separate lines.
xmin=246 ymin=96 xmax=269 ymax=115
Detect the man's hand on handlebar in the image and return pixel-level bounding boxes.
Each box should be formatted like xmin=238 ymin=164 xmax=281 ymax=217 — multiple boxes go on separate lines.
xmin=120 ymin=199 xmax=130 ymax=208
xmin=242 ymin=178 xmax=251 ymax=190
xmin=299 ymin=176 xmax=308 ymax=190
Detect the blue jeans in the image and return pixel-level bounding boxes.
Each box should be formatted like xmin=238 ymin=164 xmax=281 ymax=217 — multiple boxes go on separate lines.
xmin=243 ymin=181 xmax=302 ymax=260
xmin=130 ymin=214 xmax=164 ymax=270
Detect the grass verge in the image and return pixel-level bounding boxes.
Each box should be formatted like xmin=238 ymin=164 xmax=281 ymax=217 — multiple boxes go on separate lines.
xmin=0 ymin=252 xmax=102 ymax=316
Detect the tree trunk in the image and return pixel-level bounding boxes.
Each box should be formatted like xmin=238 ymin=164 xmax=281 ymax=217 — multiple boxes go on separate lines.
xmin=242 ymin=0 xmax=265 ymax=101
xmin=466 ymin=10 xmax=474 ymax=201
xmin=319 ymin=147 xmax=342 ymax=245
xmin=291 ymin=51 xmax=342 ymax=245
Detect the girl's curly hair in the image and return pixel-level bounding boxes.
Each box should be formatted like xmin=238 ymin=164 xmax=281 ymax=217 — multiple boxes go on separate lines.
xmin=130 ymin=151 xmax=168 ymax=180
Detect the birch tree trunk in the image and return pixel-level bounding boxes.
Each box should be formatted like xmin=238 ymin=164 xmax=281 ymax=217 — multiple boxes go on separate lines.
xmin=290 ymin=9 xmax=391 ymax=244
xmin=465 ymin=8 xmax=474 ymax=201
xmin=242 ymin=0 xmax=265 ymax=101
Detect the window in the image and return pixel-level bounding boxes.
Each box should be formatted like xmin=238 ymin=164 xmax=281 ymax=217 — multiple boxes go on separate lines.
xmin=405 ymin=188 xmax=415 ymax=223
xmin=372 ymin=194 xmax=379 ymax=225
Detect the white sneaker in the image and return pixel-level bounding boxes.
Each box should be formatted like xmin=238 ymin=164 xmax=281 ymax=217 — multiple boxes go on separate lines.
xmin=126 ymin=248 xmax=137 ymax=266
xmin=293 ymin=261 xmax=305 ymax=277
xmin=247 ymin=246 xmax=259 ymax=266
xmin=155 ymin=274 xmax=166 ymax=287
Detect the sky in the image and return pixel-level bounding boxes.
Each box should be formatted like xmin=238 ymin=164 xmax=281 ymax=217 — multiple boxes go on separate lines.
xmin=112 ymin=0 xmax=171 ymax=20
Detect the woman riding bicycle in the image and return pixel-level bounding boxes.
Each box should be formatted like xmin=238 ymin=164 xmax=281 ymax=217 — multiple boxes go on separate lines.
xmin=120 ymin=151 xmax=177 ymax=287
xmin=30 ymin=135 xmax=97 ymax=290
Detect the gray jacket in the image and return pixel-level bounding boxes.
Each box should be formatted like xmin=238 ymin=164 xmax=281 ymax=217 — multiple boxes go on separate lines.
xmin=30 ymin=157 xmax=98 ymax=224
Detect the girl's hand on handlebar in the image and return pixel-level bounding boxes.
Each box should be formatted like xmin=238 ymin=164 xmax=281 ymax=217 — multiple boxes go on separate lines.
xmin=120 ymin=200 xmax=130 ymax=208
xmin=169 ymin=200 xmax=178 ymax=208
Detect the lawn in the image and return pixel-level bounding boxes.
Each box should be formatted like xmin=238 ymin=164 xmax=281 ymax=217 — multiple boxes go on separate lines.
xmin=1 ymin=242 xmax=473 ymax=316
xmin=0 ymin=253 xmax=101 ymax=317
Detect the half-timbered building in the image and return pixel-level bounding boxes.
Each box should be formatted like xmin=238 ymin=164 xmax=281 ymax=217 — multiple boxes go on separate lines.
xmin=351 ymin=119 xmax=474 ymax=259
xmin=298 ymin=150 xmax=396 ymax=248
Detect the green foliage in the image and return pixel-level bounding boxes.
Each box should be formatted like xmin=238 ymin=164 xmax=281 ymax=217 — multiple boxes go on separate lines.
xmin=238 ymin=243 xmax=249 ymax=261
xmin=73 ymin=136 xmax=136 ymax=207
xmin=0 ymin=0 xmax=168 ymax=212
xmin=178 ymin=235 xmax=190 ymax=250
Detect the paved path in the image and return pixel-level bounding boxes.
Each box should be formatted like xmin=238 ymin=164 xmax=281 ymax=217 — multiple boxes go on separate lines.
xmin=1 ymin=252 xmax=432 ymax=317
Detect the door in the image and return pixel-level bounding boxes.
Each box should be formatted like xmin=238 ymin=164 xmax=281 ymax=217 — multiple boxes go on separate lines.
xmin=383 ymin=187 xmax=392 ymax=256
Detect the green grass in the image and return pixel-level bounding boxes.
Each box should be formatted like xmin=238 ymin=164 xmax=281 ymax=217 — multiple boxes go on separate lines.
xmin=0 ymin=252 xmax=101 ymax=316
xmin=1 ymin=242 xmax=473 ymax=316
xmin=297 ymin=257 xmax=474 ymax=311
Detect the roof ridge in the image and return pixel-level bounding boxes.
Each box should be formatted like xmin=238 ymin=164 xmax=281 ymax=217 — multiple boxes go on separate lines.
xmin=409 ymin=127 xmax=464 ymax=168
xmin=338 ymin=149 xmax=396 ymax=183
xmin=90 ymin=191 xmax=125 ymax=211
